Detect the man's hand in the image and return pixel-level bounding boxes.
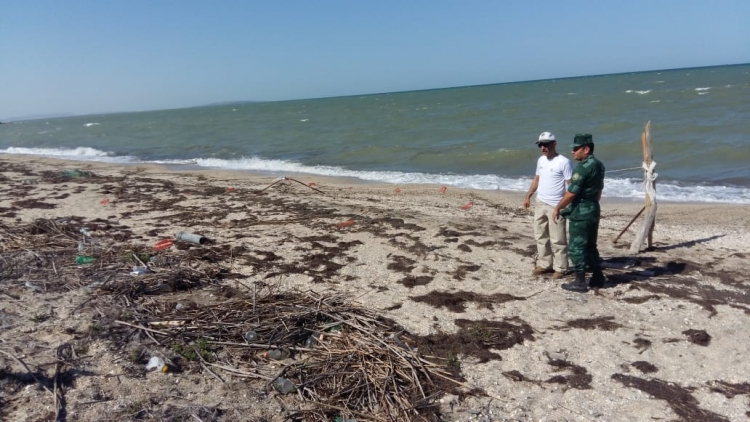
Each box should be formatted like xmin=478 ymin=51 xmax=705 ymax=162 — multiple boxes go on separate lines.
xmin=552 ymin=208 xmax=561 ymax=223
xmin=523 ymin=195 xmax=531 ymax=209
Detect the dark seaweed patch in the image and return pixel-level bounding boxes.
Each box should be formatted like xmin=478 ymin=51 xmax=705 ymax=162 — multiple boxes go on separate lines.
xmin=545 ymin=359 xmax=592 ymax=390
xmin=397 ymin=276 xmax=433 ymax=288
xmin=682 ymin=329 xmax=711 ymax=346
xmin=631 ymin=361 xmax=658 ymax=374
xmin=707 ymin=380 xmax=750 ymax=398
xmin=561 ymin=316 xmax=623 ymax=331
xmin=411 ymin=317 xmax=534 ymax=364
xmin=612 ymin=374 xmax=729 ymax=421
xmin=410 ymin=291 xmax=526 ymax=313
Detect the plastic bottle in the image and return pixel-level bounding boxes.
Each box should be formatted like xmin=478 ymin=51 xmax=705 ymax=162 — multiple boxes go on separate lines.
xmin=244 ymin=330 xmax=258 ymax=341
xmin=264 ymin=348 xmax=290 ymax=360
xmin=175 ymin=232 xmax=207 ymax=244
xmin=272 ymin=377 xmax=295 ymax=394
xmin=304 ymin=332 xmax=319 ymax=348
xmin=76 ymin=256 xmax=95 ymax=264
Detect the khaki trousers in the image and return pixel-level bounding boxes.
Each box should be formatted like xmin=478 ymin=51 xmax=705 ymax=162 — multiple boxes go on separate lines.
xmin=533 ymin=199 xmax=569 ymax=272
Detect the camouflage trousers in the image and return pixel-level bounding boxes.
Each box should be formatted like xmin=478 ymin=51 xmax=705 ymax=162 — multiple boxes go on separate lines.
xmin=568 ymin=218 xmax=601 ymax=273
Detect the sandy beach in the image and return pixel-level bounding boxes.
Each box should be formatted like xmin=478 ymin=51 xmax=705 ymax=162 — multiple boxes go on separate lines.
xmin=2 ymin=154 xmax=750 ymax=421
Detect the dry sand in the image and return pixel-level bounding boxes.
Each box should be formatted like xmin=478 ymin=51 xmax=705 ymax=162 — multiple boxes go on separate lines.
xmin=1 ymin=155 xmax=749 ymax=421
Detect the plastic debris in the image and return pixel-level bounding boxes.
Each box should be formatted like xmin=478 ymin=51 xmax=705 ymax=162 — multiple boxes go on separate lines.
xmin=131 ymin=266 xmax=150 ymax=275
xmin=24 ymin=281 xmax=41 ymax=291
xmin=153 ymin=239 xmax=174 ymax=251
xmin=61 ymin=169 xmax=95 ymax=178
xmin=244 ymin=330 xmax=258 ymax=341
xmin=145 ymin=356 xmax=167 ymax=372
xmin=460 ymin=201 xmax=474 ymax=210
xmin=75 ymin=256 xmax=94 ymax=264
xmin=335 ymin=219 xmax=354 ymax=228
xmin=304 ymin=332 xmax=319 ymax=348
xmin=272 ymin=377 xmax=296 ymax=394
xmin=175 ymin=232 xmax=207 ymax=244
xmin=264 ymin=348 xmax=290 ymax=360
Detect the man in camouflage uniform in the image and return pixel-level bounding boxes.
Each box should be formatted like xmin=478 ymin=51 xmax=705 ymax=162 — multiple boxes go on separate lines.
xmin=552 ymin=134 xmax=606 ymax=292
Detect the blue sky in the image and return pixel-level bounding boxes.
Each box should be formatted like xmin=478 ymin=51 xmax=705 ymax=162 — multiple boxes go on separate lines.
xmin=1 ymin=0 xmax=748 ymax=120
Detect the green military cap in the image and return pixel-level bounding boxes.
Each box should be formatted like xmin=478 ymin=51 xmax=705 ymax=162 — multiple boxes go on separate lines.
xmin=571 ymin=133 xmax=593 ymax=148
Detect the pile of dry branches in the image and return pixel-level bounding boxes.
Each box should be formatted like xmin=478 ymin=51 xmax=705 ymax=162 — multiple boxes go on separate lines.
xmin=1 ymin=218 xmax=466 ymax=421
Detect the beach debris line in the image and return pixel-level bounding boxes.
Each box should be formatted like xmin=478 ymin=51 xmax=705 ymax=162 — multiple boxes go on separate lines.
xmin=258 ymin=176 xmax=327 ymax=195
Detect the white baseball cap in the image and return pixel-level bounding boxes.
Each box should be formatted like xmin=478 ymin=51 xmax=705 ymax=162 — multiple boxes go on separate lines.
xmin=538 ymin=132 xmax=556 ymax=142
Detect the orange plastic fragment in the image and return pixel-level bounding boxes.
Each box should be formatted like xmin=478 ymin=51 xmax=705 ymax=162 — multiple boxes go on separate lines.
xmin=99 ymin=198 xmax=110 ymax=206
xmin=336 ymin=219 xmax=355 ymax=228
xmin=153 ymin=239 xmax=174 ymax=251
xmin=394 ymin=188 xmax=401 ymax=194
xmin=226 ymin=187 xmax=235 ymax=193
xmin=460 ymin=202 xmax=474 ymax=210
xmin=440 ymin=186 xmax=447 ymax=194
xmin=308 ymin=182 xmax=317 ymax=187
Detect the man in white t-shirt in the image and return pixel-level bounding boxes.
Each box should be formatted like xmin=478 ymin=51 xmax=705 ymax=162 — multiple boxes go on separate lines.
xmin=523 ymin=132 xmax=573 ymax=279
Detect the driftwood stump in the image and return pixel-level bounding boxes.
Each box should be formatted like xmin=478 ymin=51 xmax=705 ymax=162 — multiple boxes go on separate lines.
xmin=630 ymin=121 xmax=657 ymax=253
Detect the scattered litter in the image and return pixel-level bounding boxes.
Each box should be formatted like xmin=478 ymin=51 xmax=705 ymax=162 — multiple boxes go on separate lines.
xmin=175 ymin=303 xmax=185 ymax=311
xmin=75 ymin=256 xmax=94 ymax=264
xmin=175 ymin=232 xmax=207 ymax=244
xmin=226 ymin=187 xmax=235 ymax=193
xmin=244 ymin=330 xmax=258 ymax=341
xmin=394 ymin=187 xmax=401 ymax=194
xmin=99 ymin=198 xmax=110 ymax=206
xmin=152 ymin=239 xmax=174 ymax=251
xmin=272 ymin=377 xmax=296 ymax=394
xmin=61 ymin=169 xmax=95 ymax=178
xmin=145 ymin=356 xmax=167 ymax=372
xmin=335 ymin=219 xmax=355 ymax=229
xmin=264 ymin=348 xmax=290 ymax=360
xmin=24 ymin=281 xmax=41 ymax=291
xmin=131 ymin=266 xmax=150 ymax=275
xmin=461 ymin=201 xmax=474 ymax=210
xmin=440 ymin=186 xmax=447 ymax=194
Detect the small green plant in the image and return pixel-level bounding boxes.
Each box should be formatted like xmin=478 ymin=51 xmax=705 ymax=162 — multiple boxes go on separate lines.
xmin=31 ymin=313 xmax=50 ymax=323
xmin=446 ymin=352 xmax=461 ymax=373
xmin=469 ymin=323 xmax=492 ymax=340
xmin=172 ymin=338 xmax=214 ymax=362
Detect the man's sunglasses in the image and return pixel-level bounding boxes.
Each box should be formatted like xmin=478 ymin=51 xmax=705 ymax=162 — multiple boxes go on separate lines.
xmin=536 ymin=142 xmax=554 ymax=148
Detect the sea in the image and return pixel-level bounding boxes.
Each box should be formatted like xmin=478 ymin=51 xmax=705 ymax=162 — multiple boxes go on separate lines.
xmin=2 ymin=64 xmax=749 ymax=204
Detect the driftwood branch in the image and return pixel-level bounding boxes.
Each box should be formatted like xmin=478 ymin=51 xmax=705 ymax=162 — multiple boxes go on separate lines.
xmin=630 ymin=121 xmax=658 ymax=253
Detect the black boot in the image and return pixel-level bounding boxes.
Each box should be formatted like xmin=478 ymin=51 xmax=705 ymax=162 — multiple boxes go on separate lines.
xmin=561 ymin=272 xmax=588 ymax=293
xmin=589 ymin=268 xmax=606 ymax=288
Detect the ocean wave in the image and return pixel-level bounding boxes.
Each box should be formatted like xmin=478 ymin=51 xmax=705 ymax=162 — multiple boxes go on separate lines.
xmin=625 ymin=89 xmax=651 ymax=95
xmin=695 ymin=87 xmax=711 ymax=91
xmin=187 ymin=157 xmax=750 ymax=204
xmin=0 ymin=146 xmax=140 ymax=163
xmin=84 ymin=123 xmax=100 ymax=127
xmin=0 ymin=146 xmax=110 ymax=157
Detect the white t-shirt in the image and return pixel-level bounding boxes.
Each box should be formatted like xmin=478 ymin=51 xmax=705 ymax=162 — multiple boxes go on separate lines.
xmin=535 ymin=154 xmax=573 ymax=206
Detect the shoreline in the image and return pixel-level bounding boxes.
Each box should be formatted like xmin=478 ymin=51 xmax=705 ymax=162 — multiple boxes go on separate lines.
xmin=2 ymin=154 xmax=750 ymax=420
xmin=3 ymin=153 xmax=750 ymax=209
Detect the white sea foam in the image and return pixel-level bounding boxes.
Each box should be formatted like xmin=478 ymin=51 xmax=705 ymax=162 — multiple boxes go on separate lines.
xmin=84 ymin=123 xmax=100 ymax=127
xmin=625 ymin=90 xmax=651 ymax=94
xmin=185 ymin=156 xmax=750 ymax=204
xmin=0 ymin=146 xmax=138 ymax=163
xmin=649 ymin=100 xmax=661 ymax=103
xmin=695 ymin=87 xmax=711 ymax=91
